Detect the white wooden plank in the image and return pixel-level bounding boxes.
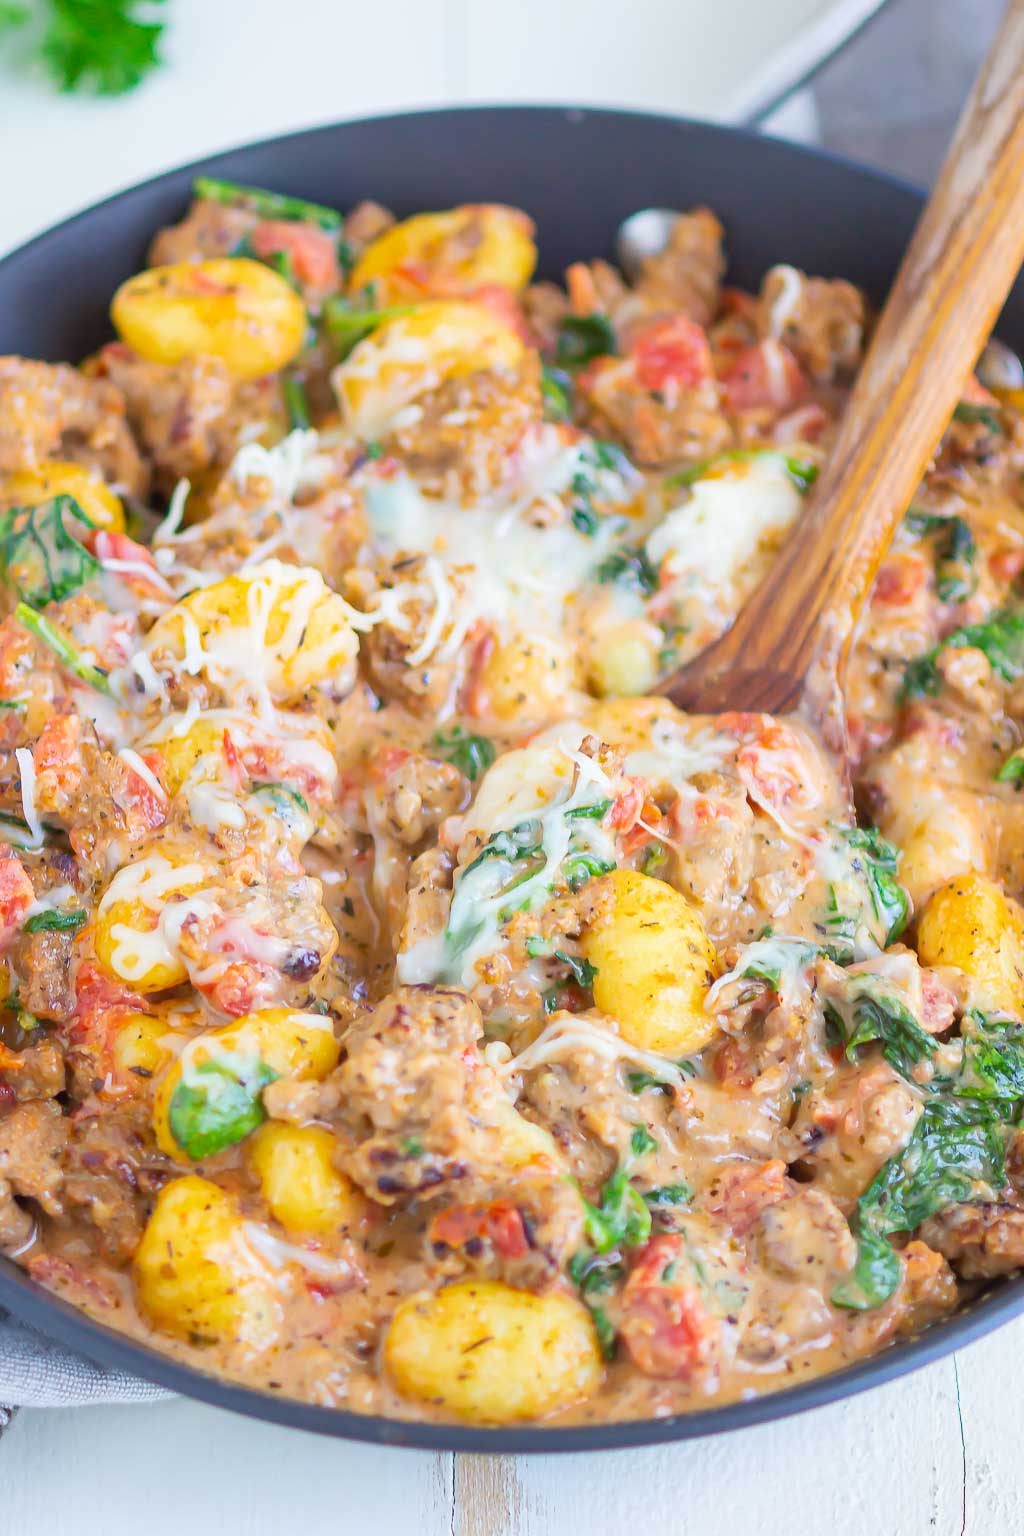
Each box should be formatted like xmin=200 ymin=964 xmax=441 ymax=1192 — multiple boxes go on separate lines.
xmin=480 ymin=1358 xmax=964 ymax=1536
xmin=950 ymin=1313 xmax=1024 ymax=1532
xmin=0 ymin=1400 xmax=453 ymax=1536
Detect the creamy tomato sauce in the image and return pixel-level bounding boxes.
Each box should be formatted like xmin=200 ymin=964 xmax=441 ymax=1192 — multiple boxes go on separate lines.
xmin=1 ymin=184 xmax=1023 ymax=1427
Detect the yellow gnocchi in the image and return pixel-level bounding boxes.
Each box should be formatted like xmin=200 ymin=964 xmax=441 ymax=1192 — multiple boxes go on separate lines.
xmin=133 ymin=1176 xmax=281 ymax=1348
xmin=334 ymin=300 xmax=525 ymax=440
xmin=249 ymin=1123 xmax=363 ymax=1235
xmin=916 ymin=871 xmax=1024 ymax=1017
xmin=1 ymin=460 xmax=125 ymax=531
xmin=95 ymin=852 xmax=209 ymax=993
xmin=349 ymin=204 xmax=536 ymax=302
xmin=583 ymin=868 xmax=720 ymax=1055
xmin=153 ymin=1007 xmax=340 ymax=1161
xmin=143 ymin=560 xmax=359 ymax=704
xmin=111 ymin=258 xmax=306 ymax=379
xmin=384 ymin=1281 xmax=602 ymax=1422
xmin=478 ymin=634 xmax=579 ymax=723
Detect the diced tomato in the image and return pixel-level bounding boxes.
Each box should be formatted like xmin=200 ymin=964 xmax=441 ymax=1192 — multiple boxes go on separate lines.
xmin=460 ymin=620 xmax=497 ymax=718
xmin=469 ymin=283 xmax=533 ymax=342
xmin=871 ymin=551 xmax=929 ymax=609
xmin=114 ymin=751 xmax=168 ymax=833
xmin=251 ymin=220 xmax=341 ymax=290
xmin=608 ymin=778 xmax=646 ymax=833
xmin=221 ymin=730 xmax=244 ymax=790
xmin=0 ymin=847 xmax=34 ymax=949
xmin=67 ymin=960 xmax=145 ymax=1054
xmin=428 ymin=1199 xmax=530 ymax=1259
xmin=197 ymin=958 xmax=279 ymax=1018
xmin=711 ymin=1035 xmax=758 ymax=1089
xmin=620 ymin=1235 xmax=721 ymax=1380
xmin=717 ymin=286 xmax=759 ymax=321
xmin=721 ymin=339 xmax=806 ymax=412
xmin=730 ymin=717 xmax=822 ymax=813
xmin=0 ymin=615 xmax=38 ymax=697
xmin=34 ymin=715 xmax=83 ymax=797
xmin=370 ymin=744 xmax=413 ymax=783
xmin=83 ymin=529 xmax=171 ymax=603
xmin=702 ymin=1159 xmax=789 ymax=1236
xmin=629 ymin=315 xmax=712 ymax=393
xmin=989 ymin=548 xmax=1024 ymax=585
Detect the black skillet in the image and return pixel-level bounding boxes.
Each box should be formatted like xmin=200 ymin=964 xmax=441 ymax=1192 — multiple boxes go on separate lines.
xmin=2 ymin=106 xmax=1023 ymax=1451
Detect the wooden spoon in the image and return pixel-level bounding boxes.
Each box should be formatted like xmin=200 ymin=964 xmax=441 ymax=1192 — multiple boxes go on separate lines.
xmin=658 ymin=0 xmax=1024 ymax=744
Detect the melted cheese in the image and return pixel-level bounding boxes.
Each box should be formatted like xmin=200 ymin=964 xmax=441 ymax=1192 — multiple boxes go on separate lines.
xmin=646 ymin=454 xmax=803 ymax=613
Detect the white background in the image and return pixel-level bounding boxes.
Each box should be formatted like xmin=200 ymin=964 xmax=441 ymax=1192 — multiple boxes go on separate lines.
xmin=3 ymin=1 xmax=1010 ymax=1531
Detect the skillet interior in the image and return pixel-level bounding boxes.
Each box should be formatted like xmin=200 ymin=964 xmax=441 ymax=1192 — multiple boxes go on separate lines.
xmin=1 ymin=104 xmax=1023 ymax=1450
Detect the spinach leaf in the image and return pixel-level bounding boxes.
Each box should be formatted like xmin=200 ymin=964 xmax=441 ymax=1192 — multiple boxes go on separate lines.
xmin=825 ymin=983 xmax=936 ymax=1079
xmin=0 ymin=495 xmax=99 ymax=606
xmin=630 ymin=1125 xmax=658 ymax=1158
xmin=431 ymin=726 xmax=496 ymax=782
xmin=901 ymin=607 xmax=1024 ymax=700
xmin=193 ymin=176 xmax=343 ymax=231
xmin=563 ymin=799 xmax=612 ymax=821
xmin=582 ymin=1163 xmax=653 ymax=1253
xmin=904 ymin=509 xmax=977 ymax=603
xmin=589 ymin=1303 xmax=618 ymax=1360
xmin=833 ymin=1098 xmax=1008 ymax=1309
xmin=553 ymin=949 xmax=597 ymax=990
xmin=555 ymin=313 xmax=615 ymax=368
xmin=950 ymin=1012 xmax=1024 ymax=1100
xmin=282 ymin=375 xmax=311 ymax=430
xmin=628 ymin=1059 xmax=695 ymax=1094
xmin=541 ymin=365 xmax=573 ymax=422
xmin=323 ymin=297 xmax=417 ymax=358
xmin=670 ymin=450 xmax=818 ymax=494
xmin=996 ymin=748 xmax=1024 ymax=784
xmin=462 ymin=820 xmax=543 ymax=878
xmin=167 ymin=1057 xmax=279 ymax=1160
xmin=643 ymin=1183 xmax=691 ymax=1206
xmin=953 ymin=400 xmax=1004 ymax=434
xmin=596 ymin=545 xmax=658 ymax=595
xmin=839 ymin=825 xmax=910 ymax=945
xmin=15 ymin=601 xmax=112 ymax=694
xmin=562 ymin=851 xmax=615 ymax=892
xmin=23 ymin=908 xmax=86 ymax=934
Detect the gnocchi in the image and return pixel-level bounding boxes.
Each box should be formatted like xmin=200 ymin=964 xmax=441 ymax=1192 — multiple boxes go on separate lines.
xmin=384 ymin=1281 xmax=602 ymax=1422
xmin=111 ymin=258 xmax=306 ymax=378
xmin=249 ymin=1122 xmax=363 ymax=1235
xmin=133 ymin=1175 xmax=281 ymax=1348
xmin=334 ymin=300 xmax=525 ymax=439
xmin=349 ymin=204 xmax=537 ymax=302
xmin=583 ymin=869 xmax=720 ymax=1055
xmin=916 ymin=872 xmax=1024 ymax=1017
xmin=153 ymin=1008 xmax=340 ymax=1161
xmin=1 ymin=460 xmax=125 ymax=531
xmin=143 ymin=560 xmax=359 ymax=705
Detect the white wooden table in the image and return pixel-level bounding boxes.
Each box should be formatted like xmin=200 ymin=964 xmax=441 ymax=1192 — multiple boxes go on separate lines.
xmin=3 ymin=1317 xmax=1022 ymax=1533
xmin=5 ymin=0 xmax=1006 ymax=1530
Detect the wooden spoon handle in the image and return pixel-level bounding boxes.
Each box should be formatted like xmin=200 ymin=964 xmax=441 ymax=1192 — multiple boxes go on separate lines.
xmin=664 ymin=0 xmax=1024 ymax=721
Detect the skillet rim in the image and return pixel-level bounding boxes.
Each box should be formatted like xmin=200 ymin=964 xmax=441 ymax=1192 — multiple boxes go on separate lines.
xmin=1 ymin=101 xmax=1022 ymax=1452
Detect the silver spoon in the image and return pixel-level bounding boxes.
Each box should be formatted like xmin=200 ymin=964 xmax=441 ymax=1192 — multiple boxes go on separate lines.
xmin=615 ymin=207 xmax=679 ymax=283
